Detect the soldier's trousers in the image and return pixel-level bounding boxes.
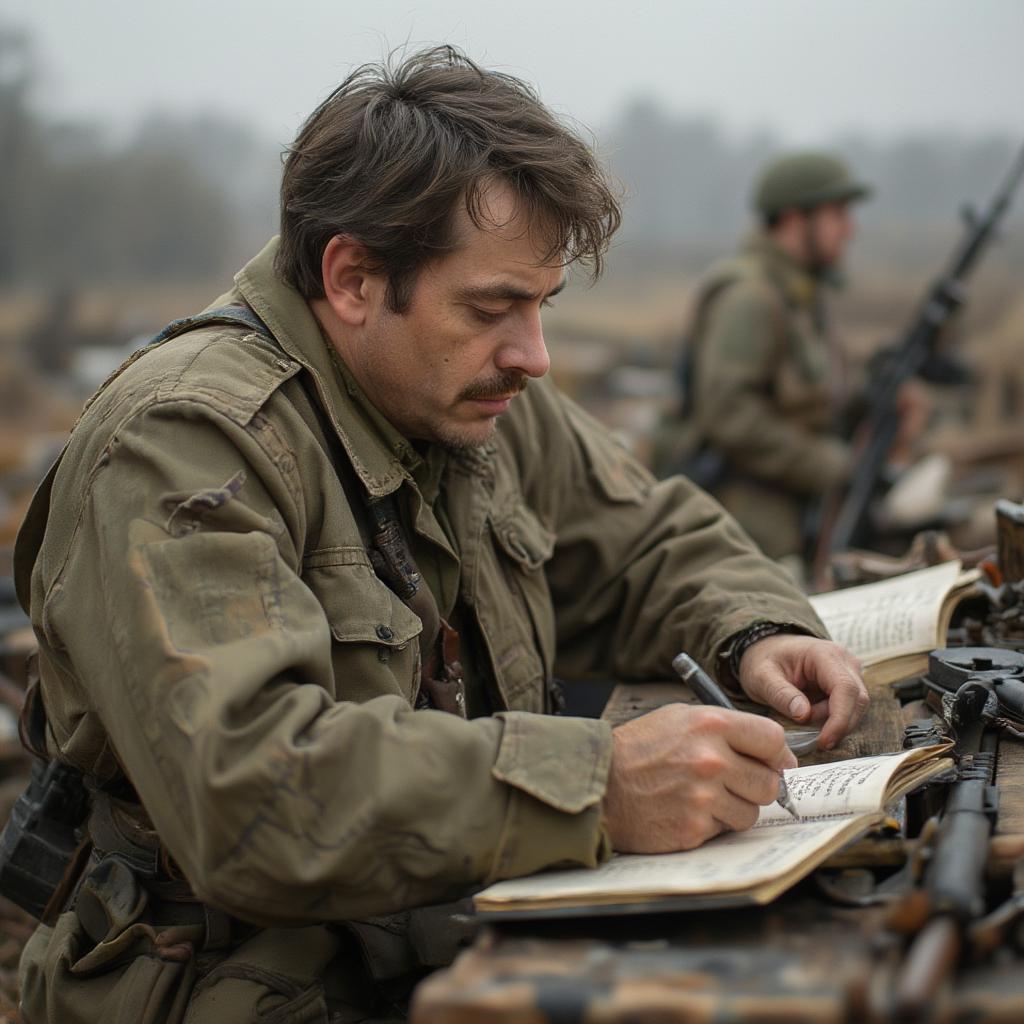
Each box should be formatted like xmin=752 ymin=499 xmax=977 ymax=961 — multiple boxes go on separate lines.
xmin=19 ymin=910 xmax=412 ymax=1023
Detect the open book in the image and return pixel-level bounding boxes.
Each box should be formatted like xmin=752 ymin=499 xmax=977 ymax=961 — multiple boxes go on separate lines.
xmin=809 ymin=561 xmax=980 ymax=687
xmin=474 ymin=743 xmax=952 ymax=919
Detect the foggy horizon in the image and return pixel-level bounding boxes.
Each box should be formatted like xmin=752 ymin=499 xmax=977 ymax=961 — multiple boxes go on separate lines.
xmin=7 ymin=0 xmax=1023 ymax=148
xmin=3 ymin=1 xmax=1022 ymax=292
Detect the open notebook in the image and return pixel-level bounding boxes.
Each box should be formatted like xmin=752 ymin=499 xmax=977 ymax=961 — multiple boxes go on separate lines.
xmin=474 ymin=743 xmax=952 ymax=919
xmin=809 ymin=560 xmax=981 ymax=687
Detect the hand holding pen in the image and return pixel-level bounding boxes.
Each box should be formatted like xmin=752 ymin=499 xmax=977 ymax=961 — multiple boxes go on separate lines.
xmin=601 ymin=658 xmax=804 ymax=853
xmin=672 ymin=652 xmax=803 ymax=821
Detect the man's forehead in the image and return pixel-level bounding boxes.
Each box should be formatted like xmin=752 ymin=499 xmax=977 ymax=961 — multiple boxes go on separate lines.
xmin=407 ymin=179 xmax=564 ymax=305
xmin=452 ymin=179 xmax=561 ymax=250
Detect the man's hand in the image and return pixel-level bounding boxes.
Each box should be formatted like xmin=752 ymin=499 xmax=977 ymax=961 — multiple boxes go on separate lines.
xmin=737 ymin=634 xmax=868 ymax=751
xmin=602 ymin=703 xmax=796 ymax=854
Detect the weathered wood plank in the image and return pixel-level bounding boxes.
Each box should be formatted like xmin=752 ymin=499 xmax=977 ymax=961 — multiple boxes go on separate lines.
xmin=600 ymin=680 xmax=696 ymax=728
xmin=996 ymin=734 xmax=1024 ymax=836
xmin=412 ymin=891 xmax=1024 ymax=1022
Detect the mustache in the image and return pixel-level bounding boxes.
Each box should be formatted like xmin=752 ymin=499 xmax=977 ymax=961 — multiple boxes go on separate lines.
xmin=458 ymin=372 xmax=529 ymax=402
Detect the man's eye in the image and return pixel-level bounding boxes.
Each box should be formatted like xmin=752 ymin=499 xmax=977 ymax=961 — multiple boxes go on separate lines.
xmin=471 ymin=307 xmax=506 ymax=323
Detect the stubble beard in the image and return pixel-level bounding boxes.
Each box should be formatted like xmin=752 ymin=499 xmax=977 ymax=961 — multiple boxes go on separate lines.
xmin=437 ymin=371 xmax=529 ymax=452
xmin=436 ymin=420 xmax=498 ymax=453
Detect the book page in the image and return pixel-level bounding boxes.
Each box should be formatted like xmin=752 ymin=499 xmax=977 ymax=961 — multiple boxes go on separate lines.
xmin=475 ymin=816 xmax=863 ymax=909
xmin=757 ymin=750 xmax=912 ymax=825
xmin=757 ymin=743 xmax=953 ymax=826
xmin=809 ymin=561 xmax=962 ymax=664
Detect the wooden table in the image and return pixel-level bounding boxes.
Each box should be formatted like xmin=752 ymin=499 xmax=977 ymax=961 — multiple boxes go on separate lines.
xmin=412 ymin=681 xmax=1024 ymax=1023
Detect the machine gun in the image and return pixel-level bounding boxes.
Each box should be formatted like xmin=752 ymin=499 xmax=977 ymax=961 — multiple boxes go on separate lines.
xmin=921 ymin=646 xmax=1024 ymax=733
xmin=818 ymin=142 xmax=1024 ymax=564
xmin=889 ymin=648 xmax=1006 ymax=1020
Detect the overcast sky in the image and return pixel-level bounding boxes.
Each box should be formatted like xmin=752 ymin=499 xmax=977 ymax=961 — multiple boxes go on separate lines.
xmin=8 ymin=0 xmax=1024 ymax=145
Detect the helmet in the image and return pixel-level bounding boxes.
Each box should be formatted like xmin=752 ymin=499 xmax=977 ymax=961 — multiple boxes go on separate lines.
xmin=753 ymin=152 xmax=871 ymax=217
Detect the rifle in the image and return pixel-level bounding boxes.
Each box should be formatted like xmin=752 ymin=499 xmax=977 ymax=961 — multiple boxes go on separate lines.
xmin=889 ymin=648 xmax=1004 ymax=1020
xmin=817 ymin=142 xmax=1024 ymax=564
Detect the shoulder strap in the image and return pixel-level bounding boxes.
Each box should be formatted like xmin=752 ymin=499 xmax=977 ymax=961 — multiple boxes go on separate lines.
xmin=147 ymin=304 xmax=273 ymax=347
xmin=15 ymin=305 xmax=278 ymax=612
xmin=679 ymin=256 xmax=790 ymax=414
xmin=154 ymin=306 xmax=431 ymax=612
xmin=20 ymin=301 xmax=443 ymax=662
xmin=678 ymin=258 xmax=756 ymax=415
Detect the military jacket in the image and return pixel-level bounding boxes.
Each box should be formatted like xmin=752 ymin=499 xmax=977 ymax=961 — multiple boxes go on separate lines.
xmin=664 ymin=236 xmax=853 ymax=559
xmin=16 ymin=239 xmax=827 ymax=930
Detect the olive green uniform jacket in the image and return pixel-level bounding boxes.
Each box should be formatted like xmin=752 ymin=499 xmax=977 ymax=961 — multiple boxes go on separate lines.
xmin=15 ymin=239 xmax=826 ymax=1022
xmin=654 ymin=236 xmax=852 ymax=560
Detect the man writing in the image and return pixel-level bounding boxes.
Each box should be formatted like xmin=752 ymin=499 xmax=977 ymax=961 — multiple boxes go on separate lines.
xmin=14 ymin=49 xmax=866 ymax=1022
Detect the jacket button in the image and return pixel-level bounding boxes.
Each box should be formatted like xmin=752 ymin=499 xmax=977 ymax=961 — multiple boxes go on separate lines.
xmin=376 ymin=624 xmax=394 ymax=641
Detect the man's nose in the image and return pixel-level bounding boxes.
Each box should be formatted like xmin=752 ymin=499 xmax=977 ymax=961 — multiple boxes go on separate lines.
xmin=496 ymin=311 xmax=551 ymax=379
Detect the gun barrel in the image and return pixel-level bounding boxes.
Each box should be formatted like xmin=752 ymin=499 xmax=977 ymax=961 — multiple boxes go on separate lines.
xmin=944 ymin=140 xmax=1024 ymax=282
xmin=822 ymin=140 xmax=1024 ymax=559
xmin=984 ymin=140 xmax=1024 ymax=229
xmin=927 ymin=778 xmax=998 ymax=919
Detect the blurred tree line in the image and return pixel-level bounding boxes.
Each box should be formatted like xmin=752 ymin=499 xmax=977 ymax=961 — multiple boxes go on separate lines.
xmin=1 ymin=19 xmax=1019 ymax=290
xmin=0 ymin=24 xmax=278 ymax=287
xmin=605 ymin=96 xmax=1022 ymax=257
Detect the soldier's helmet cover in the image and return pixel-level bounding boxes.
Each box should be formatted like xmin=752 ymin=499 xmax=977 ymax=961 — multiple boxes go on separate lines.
xmin=753 ymin=152 xmax=872 ymax=217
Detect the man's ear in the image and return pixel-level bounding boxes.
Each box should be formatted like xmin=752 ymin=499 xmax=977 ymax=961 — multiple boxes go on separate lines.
xmin=321 ymin=236 xmax=379 ymax=327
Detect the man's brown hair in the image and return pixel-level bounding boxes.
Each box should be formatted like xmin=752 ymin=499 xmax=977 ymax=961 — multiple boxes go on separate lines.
xmin=276 ymin=46 xmax=621 ymax=310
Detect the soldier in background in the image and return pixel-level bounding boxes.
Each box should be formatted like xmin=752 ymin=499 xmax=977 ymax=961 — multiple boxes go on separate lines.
xmin=654 ymin=153 xmax=902 ymax=567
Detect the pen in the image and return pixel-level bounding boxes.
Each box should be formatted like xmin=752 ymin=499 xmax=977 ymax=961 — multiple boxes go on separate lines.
xmin=671 ymin=652 xmax=801 ymax=821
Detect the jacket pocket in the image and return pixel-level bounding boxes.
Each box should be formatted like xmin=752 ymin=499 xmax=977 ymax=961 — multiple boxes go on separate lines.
xmin=302 ymin=547 xmax=423 ymax=704
xmin=483 ymin=502 xmax=556 ymax=709
xmin=184 ymin=926 xmax=338 ymax=1024
xmin=490 ymin=502 xmax=555 ymax=572
xmin=19 ymin=912 xmax=197 ymax=1024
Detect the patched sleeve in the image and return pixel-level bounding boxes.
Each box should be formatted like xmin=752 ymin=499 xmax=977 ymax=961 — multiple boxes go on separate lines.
xmin=31 ymin=400 xmax=611 ymax=926
xmin=694 ymin=284 xmax=850 ymax=492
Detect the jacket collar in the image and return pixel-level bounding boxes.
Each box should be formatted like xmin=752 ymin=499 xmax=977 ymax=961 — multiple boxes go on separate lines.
xmin=233 ymin=237 xmax=412 ymax=498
